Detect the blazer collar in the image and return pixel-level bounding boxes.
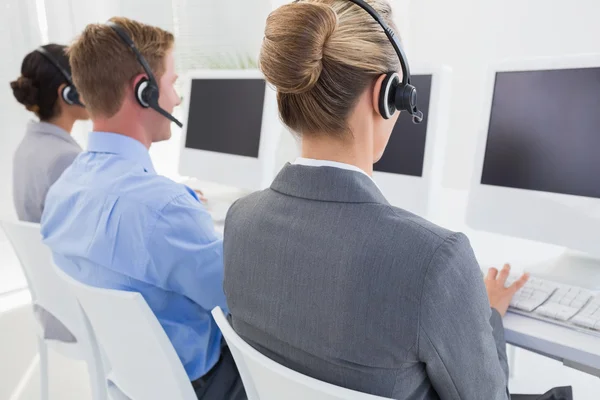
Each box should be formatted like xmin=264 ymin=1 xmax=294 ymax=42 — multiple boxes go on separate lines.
xmin=271 ymin=163 xmax=389 ymax=205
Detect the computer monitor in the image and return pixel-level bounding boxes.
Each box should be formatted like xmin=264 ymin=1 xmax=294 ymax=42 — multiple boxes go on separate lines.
xmin=466 ymin=55 xmax=600 ymax=287
xmin=372 ymin=66 xmax=452 ymax=216
xmin=178 ymin=70 xmax=281 ymax=191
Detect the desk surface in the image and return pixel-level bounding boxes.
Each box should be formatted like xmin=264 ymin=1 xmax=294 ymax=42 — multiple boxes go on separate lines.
xmin=504 ymin=313 xmax=600 ymax=376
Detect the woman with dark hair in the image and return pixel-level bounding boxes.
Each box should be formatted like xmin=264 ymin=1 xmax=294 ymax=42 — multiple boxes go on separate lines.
xmin=10 ymin=43 xmax=89 ymax=223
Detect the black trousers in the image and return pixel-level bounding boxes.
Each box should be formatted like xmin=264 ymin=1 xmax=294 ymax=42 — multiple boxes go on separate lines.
xmin=192 ymin=345 xmax=247 ymax=400
xmin=513 ymin=386 xmax=573 ymax=400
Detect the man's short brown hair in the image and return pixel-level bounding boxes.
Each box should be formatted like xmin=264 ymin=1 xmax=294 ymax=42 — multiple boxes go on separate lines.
xmin=68 ymin=17 xmax=174 ymax=118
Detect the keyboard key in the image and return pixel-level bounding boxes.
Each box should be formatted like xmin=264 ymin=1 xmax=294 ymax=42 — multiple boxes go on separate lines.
xmin=508 ymin=274 xmax=558 ymax=312
xmin=534 ymin=285 xmax=594 ymax=321
xmin=571 ymin=296 xmax=600 ymax=331
xmin=537 ymin=304 xmax=580 ymax=321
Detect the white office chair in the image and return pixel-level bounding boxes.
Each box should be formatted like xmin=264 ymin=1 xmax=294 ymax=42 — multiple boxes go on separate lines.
xmin=54 ymin=266 xmax=197 ymax=400
xmin=211 ymin=307 xmax=393 ymax=400
xmin=0 ymin=219 xmax=106 ymax=400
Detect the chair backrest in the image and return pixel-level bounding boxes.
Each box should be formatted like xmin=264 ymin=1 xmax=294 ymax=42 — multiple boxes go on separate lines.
xmin=0 ymin=219 xmax=91 ymax=343
xmin=211 ymin=307 xmax=393 ymax=400
xmin=56 ymin=266 xmax=197 ymax=400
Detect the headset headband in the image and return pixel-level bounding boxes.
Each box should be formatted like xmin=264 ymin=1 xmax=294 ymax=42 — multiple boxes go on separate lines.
xmin=36 ymin=47 xmax=75 ymax=87
xmin=107 ymin=21 xmax=183 ymax=128
xmin=291 ymin=0 xmax=412 ymax=86
xmin=106 ymin=22 xmax=160 ymax=90
xmin=291 ymin=0 xmax=422 ymax=123
xmin=345 ymin=0 xmax=411 ymax=86
xmin=35 ymin=47 xmax=84 ymax=107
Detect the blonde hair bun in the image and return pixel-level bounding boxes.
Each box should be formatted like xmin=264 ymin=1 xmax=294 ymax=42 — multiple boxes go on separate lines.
xmin=260 ymin=2 xmax=338 ymax=95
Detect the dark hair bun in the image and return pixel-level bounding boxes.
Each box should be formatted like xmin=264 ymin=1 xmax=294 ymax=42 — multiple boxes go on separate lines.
xmin=10 ymin=76 xmax=39 ymax=108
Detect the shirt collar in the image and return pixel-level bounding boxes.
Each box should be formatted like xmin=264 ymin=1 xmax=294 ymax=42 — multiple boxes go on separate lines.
xmin=27 ymin=120 xmax=80 ymax=147
xmin=87 ymin=132 xmax=156 ymax=174
xmin=293 ymin=157 xmax=381 ymax=190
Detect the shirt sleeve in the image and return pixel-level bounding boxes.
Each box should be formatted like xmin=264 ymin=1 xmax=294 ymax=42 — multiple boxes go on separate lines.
xmin=145 ymin=193 xmax=228 ymax=312
xmin=418 ymin=232 xmax=510 ymax=400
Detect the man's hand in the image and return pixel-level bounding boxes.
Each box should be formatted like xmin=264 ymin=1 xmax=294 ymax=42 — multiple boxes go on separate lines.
xmin=193 ymin=189 xmax=207 ymax=204
xmin=484 ymin=264 xmax=529 ymax=317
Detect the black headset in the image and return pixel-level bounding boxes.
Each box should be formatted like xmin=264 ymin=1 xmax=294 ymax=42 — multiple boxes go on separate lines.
xmin=346 ymin=0 xmax=423 ymax=124
xmin=293 ymin=0 xmax=423 ymax=123
xmin=35 ymin=47 xmax=84 ymax=107
xmin=107 ymin=21 xmax=183 ymax=128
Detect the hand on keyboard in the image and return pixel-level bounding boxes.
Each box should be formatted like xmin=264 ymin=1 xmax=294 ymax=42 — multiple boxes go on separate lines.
xmin=484 ymin=264 xmax=530 ymax=317
xmin=506 ymin=275 xmax=558 ymax=313
xmin=504 ymin=272 xmax=600 ymax=333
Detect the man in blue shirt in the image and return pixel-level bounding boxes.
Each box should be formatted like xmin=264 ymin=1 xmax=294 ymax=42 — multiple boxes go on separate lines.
xmin=41 ymin=17 xmax=245 ymax=400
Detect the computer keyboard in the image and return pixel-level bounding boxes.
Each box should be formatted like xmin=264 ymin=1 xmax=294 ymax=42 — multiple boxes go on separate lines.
xmin=503 ymin=273 xmax=600 ymax=335
xmin=506 ymin=275 xmax=558 ymax=312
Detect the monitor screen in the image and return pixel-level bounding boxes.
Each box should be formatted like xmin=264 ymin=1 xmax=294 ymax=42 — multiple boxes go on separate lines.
xmin=185 ymin=78 xmax=266 ymax=158
xmin=373 ymin=74 xmax=432 ymax=177
xmin=481 ymin=67 xmax=600 ymax=199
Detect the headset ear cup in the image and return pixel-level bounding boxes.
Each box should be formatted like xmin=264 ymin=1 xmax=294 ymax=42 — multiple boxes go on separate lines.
xmin=62 ymin=86 xmax=75 ymax=106
xmin=135 ymin=78 xmax=151 ymax=108
xmin=395 ymin=83 xmax=418 ymax=114
xmin=64 ymin=86 xmax=83 ymax=107
xmin=70 ymin=88 xmax=83 ymax=107
xmin=378 ymin=72 xmax=399 ymax=119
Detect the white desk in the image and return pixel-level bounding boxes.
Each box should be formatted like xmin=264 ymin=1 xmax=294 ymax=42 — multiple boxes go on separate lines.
xmin=504 ymin=313 xmax=600 ymax=377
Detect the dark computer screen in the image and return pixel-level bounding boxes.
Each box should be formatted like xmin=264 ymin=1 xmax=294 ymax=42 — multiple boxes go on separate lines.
xmin=185 ymin=78 xmax=266 ymax=158
xmin=481 ymin=68 xmax=600 ymax=199
xmin=374 ymin=74 xmax=432 ymax=177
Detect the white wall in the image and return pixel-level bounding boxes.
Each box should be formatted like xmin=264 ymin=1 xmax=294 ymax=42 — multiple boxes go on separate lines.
xmin=407 ymin=0 xmax=600 ymax=189
xmin=45 ymin=0 xmax=174 ymax=42
xmin=154 ymin=0 xmax=273 ymax=180
xmin=0 ymin=0 xmax=43 ymax=219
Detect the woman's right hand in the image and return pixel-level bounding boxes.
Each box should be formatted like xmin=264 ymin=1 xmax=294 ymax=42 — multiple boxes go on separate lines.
xmin=484 ymin=264 xmax=530 ymax=317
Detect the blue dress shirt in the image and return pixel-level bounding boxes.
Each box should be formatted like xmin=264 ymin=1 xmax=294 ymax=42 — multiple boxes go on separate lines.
xmin=41 ymin=132 xmax=228 ymax=380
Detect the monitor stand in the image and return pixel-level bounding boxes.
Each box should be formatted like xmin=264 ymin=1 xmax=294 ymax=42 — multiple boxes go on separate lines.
xmin=527 ymin=250 xmax=600 ymax=291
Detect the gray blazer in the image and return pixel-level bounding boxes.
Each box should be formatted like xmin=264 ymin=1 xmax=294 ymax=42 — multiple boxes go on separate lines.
xmin=223 ymin=164 xmax=510 ymax=400
xmin=13 ymin=121 xmax=81 ymax=223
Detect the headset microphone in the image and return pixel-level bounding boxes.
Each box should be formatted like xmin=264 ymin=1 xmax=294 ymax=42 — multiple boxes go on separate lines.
xmin=412 ymin=111 xmax=424 ymax=124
